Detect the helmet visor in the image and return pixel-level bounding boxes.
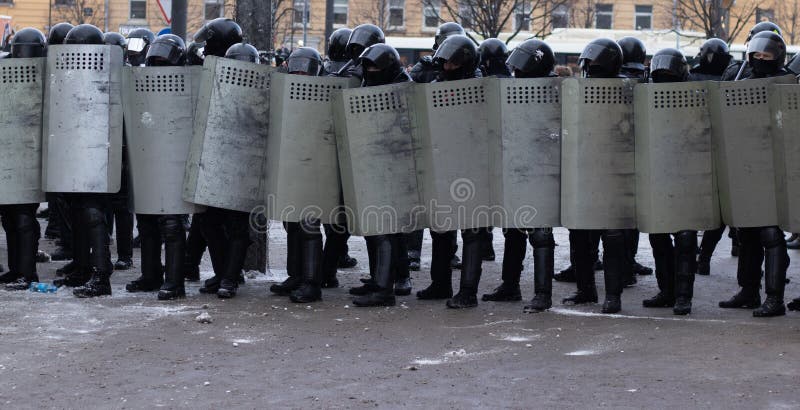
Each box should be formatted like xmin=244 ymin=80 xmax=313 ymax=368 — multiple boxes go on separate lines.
xmin=127 ymin=37 xmax=147 ymax=53
xmin=650 ymin=54 xmax=686 ymax=76
xmin=433 ymin=40 xmax=472 ymax=67
xmin=287 ymin=56 xmax=320 ymax=75
xmin=747 ymin=37 xmax=785 ymax=60
xmin=147 ymin=42 xmax=182 ymax=65
xmin=506 ymin=47 xmax=538 ymax=72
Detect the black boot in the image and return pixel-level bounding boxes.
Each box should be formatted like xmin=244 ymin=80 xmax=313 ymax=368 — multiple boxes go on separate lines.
xmin=290 ymin=222 xmax=323 ymax=303
xmin=753 ymin=237 xmax=788 ymax=317
xmin=719 ymin=288 xmax=762 ymax=309
xmin=417 ymin=231 xmax=455 ymax=300
xmin=555 ymin=232 xmax=576 ymax=283
xmin=9 ymin=208 xmax=40 ymax=291
xmin=126 ymin=221 xmax=163 ymax=293
xmin=719 ymin=230 xmax=762 ymax=309
xmin=481 ymin=227 xmax=495 ymax=261
xmin=787 ymin=297 xmax=800 ymax=311
xmin=271 ymin=222 xmax=303 ymax=295
xmin=50 ymin=247 xmax=73 ymax=262
xmin=485 ymin=229 xmax=525 ymax=301
xmin=198 ymin=211 xmax=227 ymax=294
xmin=217 ymin=211 xmax=251 ymax=299
xmin=600 ymin=231 xmax=625 ymax=314
xmin=524 ymin=244 xmax=554 ymax=313
xmin=5 ymin=274 xmax=38 ymax=291
xmin=482 ymin=283 xmax=522 ymax=301
xmin=446 ymin=230 xmax=482 ymax=309
xmin=0 ymin=271 xmax=21 ymax=284
xmin=392 ymin=235 xmax=412 ymax=296
xmin=563 ymin=230 xmax=598 ymax=304
xmin=672 ymin=231 xmax=697 ymax=315
xmin=786 ymin=234 xmax=800 ymax=249
xmin=354 ymin=235 xmax=396 ymax=307
xmin=696 ymin=253 xmax=711 ymax=276
xmin=158 ymin=217 xmax=187 ymax=300
xmin=321 ymin=224 xmax=347 ymax=289
xmin=55 ymin=205 xmax=93 ymax=288
xmin=73 ymin=268 xmax=112 ymax=298
xmin=643 ymin=234 xmax=675 ymax=308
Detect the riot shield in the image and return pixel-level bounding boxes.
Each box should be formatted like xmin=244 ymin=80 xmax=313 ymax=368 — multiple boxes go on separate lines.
xmin=42 ymin=44 xmax=124 ymax=193
xmin=0 ymin=58 xmax=46 ymax=205
xmin=265 ymin=73 xmax=359 ymax=223
xmin=412 ymin=78 xmax=493 ymax=231
xmin=122 ymin=66 xmax=204 ymax=215
xmin=769 ymin=84 xmax=800 ymax=232
xmin=634 ymin=82 xmax=720 ymax=233
xmin=708 ymin=75 xmax=796 ymax=228
xmin=560 ymin=78 xmax=637 ymax=229
xmin=183 ymin=56 xmax=273 ymax=213
xmin=487 ymin=77 xmax=562 ymax=229
xmin=332 ymin=82 xmax=425 ymax=235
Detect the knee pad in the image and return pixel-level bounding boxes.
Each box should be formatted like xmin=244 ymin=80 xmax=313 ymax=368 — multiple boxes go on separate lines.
xmin=84 ymin=207 xmax=107 ymax=228
xmin=530 ymin=229 xmax=555 ymax=248
xmin=14 ymin=211 xmax=40 ymax=237
xmin=674 ymin=230 xmax=697 ymax=253
xmin=159 ymin=215 xmax=186 ymax=241
xmin=760 ymin=226 xmax=786 ymax=249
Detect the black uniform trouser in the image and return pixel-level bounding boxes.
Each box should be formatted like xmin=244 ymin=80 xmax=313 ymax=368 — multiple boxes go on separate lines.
xmin=501 ymin=228 xmax=556 ymax=284
xmin=735 ymin=226 xmax=788 ymax=293
xmin=321 ymin=223 xmax=350 ymax=279
xmin=572 ymin=229 xmax=625 ymax=297
xmin=200 ymin=207 xmax=251 ymax=282
xmin=699 ymin=225 xmax=739 ymax=257
xmin=284 ymin=219 xmax=322 ymax=284
xmin=109 ymin=193 xmax=133 ymax=261
xmin=649 ymin=231 xmax=697 ymax=296
xmin=68 ymin=193 xmax=112 ymax=276
xmin=0 ymin=203 xmax=40 ymax=280
xmin=137 ymin=214 xmax=186 ymax=286
xmin=428 ymin=230 xmax=457 ymax=285
xmin=406 ymin=229 xmax=459 ymax=262
xmin=185 ymin=213 xmax=207 ymax=269
xmin=53 ymin=193 xmax=72 ymax=252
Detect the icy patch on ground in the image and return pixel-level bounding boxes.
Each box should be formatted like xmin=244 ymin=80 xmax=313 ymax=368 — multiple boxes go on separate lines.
xmin=445 ymin=320 xmax=520 ymax=329
xmin=549 ymin=307 xmax=732 ymax=324
xmin=565 ymin=350 xmax=598 ymax=356
xmin=499 ymin=334 xmax=541 ymax=342
xmin=411 ymin=348 xmax=508 ymax=367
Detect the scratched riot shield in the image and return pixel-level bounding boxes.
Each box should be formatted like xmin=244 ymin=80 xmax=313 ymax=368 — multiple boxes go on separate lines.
xmin=412 ymin=78 xmax=493 ymax=231
xmin=265 ymin=73 xmax=359 ymax=223
xmin=486 ymin=77 xmax=562 ymax=229
xmin=634 ymin=82 xmax=720 ymax=233
xmin=560 ymin=78 xmax=637 ymax=229
xmin=769 ymin=84 xmax=800 ymax=232
xmin=183 ymin=56 xmax=273 ymax=212
xmin=0 ymin=57 xmax=46 ymax=204
xmin=332 ymin=82 xmax=425 ymax=235
xmin=43 ymin=44 xmax=124 ymax=193
xmin=708 ymin=75 xmax=796 ymax=228
xmin=122 ymin=65 xmax=204 ymax=214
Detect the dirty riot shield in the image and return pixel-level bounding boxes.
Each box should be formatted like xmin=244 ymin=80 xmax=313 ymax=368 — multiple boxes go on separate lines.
xmin=634 ymin=82 xmax=720 ymax=233
xmin=708 ymin=75 xmax=796 ymax=228
xmin=332 ymin=82 xmax=425 ymax=235
xmin=560 ymin=78 xmax=637 ymax=229
xmin=265 ymin=73 xmax=359 ymax=223
xmin=412 ymin=78 xmax=493 ymax=231
xmin=0 ymin=57 xmax=46 ymax=204
xmin=769 ymin=83 xmax=800 ymax=232
xmin=122 ymin=66 xmax=204 ymax=214
xmin=183 ymin=56 xmax=273 ymax=213
xmin=487 ymin=77 xmax=562 ymax=229
xmin=43 ymin=44 xmax=124 ymax=193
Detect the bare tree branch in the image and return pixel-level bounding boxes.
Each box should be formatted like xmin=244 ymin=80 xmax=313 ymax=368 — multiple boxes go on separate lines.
xmin=675 ymin=0 xmax=759 ymax=43
xmin=53 ymin=0 xmax=105 ymax=27
xmin=775 ymin=0 xmax=800 ymax=45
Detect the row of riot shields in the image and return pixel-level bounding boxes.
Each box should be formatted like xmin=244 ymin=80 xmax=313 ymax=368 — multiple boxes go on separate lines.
xmin=2 ymin=44 xmax=799 ymax=235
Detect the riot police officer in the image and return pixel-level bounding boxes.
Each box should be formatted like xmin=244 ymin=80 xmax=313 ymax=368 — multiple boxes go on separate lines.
xmin=478 ymin=38 xmax=510 ymax=78
xmin=721 ymin=22 xmax=782 ymax=81
xmin=186 ymin=42 xmax=205 ymax=66
xmin=192 ymin=19 xmax=250 ymax=299
xmin=409 ymin=22 xmax=465 ymax=83
xmin=350 ymin=43 xmax=413 ymax=307
xmin=124 ymin=34 xmax=190 ymax=300
xmin=126 ymin=28 xmax=155 ymax=66
xmin=49 ymin=24 xmax=114 ymax=298
xmin=691 ymin=38 xmax=734 ymax=276
xmin=482 ymin=39 xmax=557 ymax=312
xmin=269 ymin=47 xmax=327 ymax=303
xmin=0 ymin=28 xmax=46 ymax=291
xmin=719 ymin=31 xmax=791 ymax=317
xmin=420 ymin=35 xmax=486 ymax=308
xmin=562 ymin=38 xmax=629 ymax=313
xmin=323 ymin=27 xmax=352 ymax=76
xmin=47 ymin=22 xmax=73 ymax=47
xmin=336 ymin=23 xmax=385 ymax=79
xmin=641 ymin=48 xmax=697 ymax=315
xmin=182 ymin=42 xmax=206 ymax=282
xmin=225 ymin=42 xmax=259 ymax=62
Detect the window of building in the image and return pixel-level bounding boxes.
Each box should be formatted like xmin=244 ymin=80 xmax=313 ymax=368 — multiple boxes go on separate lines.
xmin=388 ymin=0 xmax=405 ymax=28
xmin=204 ymin=0 xmax=223 ymax=21
xmin=423 ymin=0 xmax=440 ymax=30
xmin=515 ymin=1 xmax=531 ymax=31
xmin=756 ymin=8 xmax=774 ymax=23
xmin=552 ymin=4 xmax=569 ymax=29
xmin=293 ymin=0 xmax=310 ymax=25
xmin=54 ymin=0 xmax=73 ymax=6
xmin=129 ymin=0 xmax=146 ymax=20
xmin=333 ymin=0 xmax=348 ymax=26
xmin=634 ymin=5 xmax=652 ymax=30
xmin=595 ymin=4 xmax=613 ymax=29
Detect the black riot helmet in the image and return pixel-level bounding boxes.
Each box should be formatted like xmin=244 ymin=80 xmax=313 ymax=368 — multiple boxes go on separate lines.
xmin=433 ymin=34 xmax=479 ymax=81
xmin=695 ymin=38 xmax=731 ymax=75
xmin=328 ymin=27 xmax=352 ymax=62
xmin=103 ymin=32 xmax=127 ymax=49
xmin=187 ymin=42 xmax=205 ymax=66
xmin=478 ymin=38 xmax=510 ymax=76
xmin=433 ymin=22 xmax=465 ymax=51
xmin=195 ymin=18 xmax=243 ymax=57
xmin=359 ymin=44 xmax=403 ymax=86
xmin=47 ymin=22 xmax=74 ymax=45
xmin=747 ymin=31 xmax=787 ymax=76
xmin=507 ymin=39 xmax=555 ymax=78
xmin=225 ymin=43 xmax=259 ymax=63
xmin=787 ymin=54 xmax=800 ymax=75
xmin=286 ymin=47 xmax=322 ymax=76
xmin=650 ymin=48 xmax=688 ymax=83
xmin=10 ymin=28 xmax=46 ymax=58
xmin=346 ymin=24 xmax=385 ymax=60
xmin=64 ymin=24 xmax=104 ymax=45
xmin=747 ymin=21 xmax=782 ymax=43
xmin=618 ymin=36 xmax=646 ymax=72
xmin=146 ymin=34 xmax=186 ymax=67
xmin=579 ymin=38 xmax=623 ymax=78
xmin=126 ymin=28 xmax=156 ymax=66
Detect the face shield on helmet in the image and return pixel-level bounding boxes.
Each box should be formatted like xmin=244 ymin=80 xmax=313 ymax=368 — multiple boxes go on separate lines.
xmin=747 ymin=32 xmax=787 ymax=75
xmin=287 ymin=48 xmax=322 ymax=76
xmin=506 ymin=40 xmax=555 ymax=78
xmin=358 ymin=44 xmax=402 ymax=86
xmin=649 ymin=51 xmax=688 ymax=83
xmin=146 ymin=35 xmax=186 ymax=67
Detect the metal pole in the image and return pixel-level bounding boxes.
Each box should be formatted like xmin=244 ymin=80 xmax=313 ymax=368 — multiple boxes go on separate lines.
xmin=104 ymin=0 xmax=109 ymax=32
xmin=324 ymin=0 xmax=334 ymax=53
xmin=172 ymin=0 xmax=188 ymax=40
xmin=302 ymin=0 xmax=308 ymax=46
xmin=673 ymin=0 xmax=679 ymax=49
